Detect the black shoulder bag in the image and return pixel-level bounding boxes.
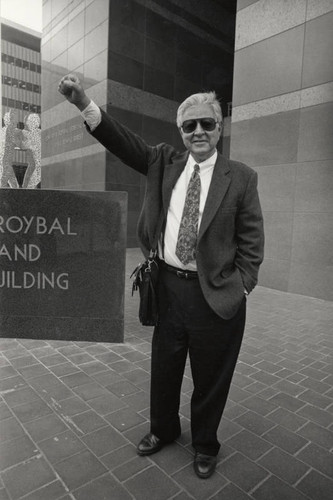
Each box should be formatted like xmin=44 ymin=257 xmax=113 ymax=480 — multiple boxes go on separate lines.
xmin=130 ymin=211 xmax=165 ymax=327
xmin=130 ymin=249 xmax=159 ymax=326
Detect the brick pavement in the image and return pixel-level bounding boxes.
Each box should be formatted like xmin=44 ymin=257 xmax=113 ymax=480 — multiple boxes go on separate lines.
xmin=0 ymin=247 xmax=332 ymax=500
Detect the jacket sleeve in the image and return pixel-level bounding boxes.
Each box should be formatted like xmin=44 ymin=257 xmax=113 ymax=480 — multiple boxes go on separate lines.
xmin=235 ymin=171 xmax=264 ymax=293
xmin=87 ymin=109 xmax=156 ymax=176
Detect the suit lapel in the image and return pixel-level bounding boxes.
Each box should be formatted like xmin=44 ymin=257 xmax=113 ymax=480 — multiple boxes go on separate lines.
xmin=162 ymin=152 xmax=188 ymax=214
xmin=198 ymin=153 xmax=231 ymax=241
xmin=161 ymin=152 xmax=231 ymax=239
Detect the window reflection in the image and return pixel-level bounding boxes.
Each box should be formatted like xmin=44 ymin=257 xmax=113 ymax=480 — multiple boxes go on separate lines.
xmin=1 ymin=53 xmax=41 ymax=72
xmin=1 ymin=75 xmax=41 ymax=93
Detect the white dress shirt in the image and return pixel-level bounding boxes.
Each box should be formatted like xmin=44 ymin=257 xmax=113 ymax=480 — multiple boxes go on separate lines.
xmin=160 ymin=153 xmax=216 ymax=270
xmin=81 ymin=100 xmax=101 ymax=131
xmin=81 ymin=101 xmax=216 ymax=271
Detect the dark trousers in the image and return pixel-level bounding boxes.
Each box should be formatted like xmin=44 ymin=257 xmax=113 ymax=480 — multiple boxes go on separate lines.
xmin=150 ymin=266 xmax=246 ymax=456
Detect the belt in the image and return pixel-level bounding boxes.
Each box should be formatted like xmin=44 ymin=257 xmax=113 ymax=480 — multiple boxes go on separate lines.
xmin=159 ymin=260 xmax=198 ymax=280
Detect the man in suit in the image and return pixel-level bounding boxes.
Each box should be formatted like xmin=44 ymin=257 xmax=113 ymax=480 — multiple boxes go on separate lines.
xmin=58 ymin=74 xmax=264 ymax=479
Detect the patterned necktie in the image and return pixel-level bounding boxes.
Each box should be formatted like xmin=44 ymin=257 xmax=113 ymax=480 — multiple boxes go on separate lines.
xmin=175 ymin=164 xmax=201 ymax=265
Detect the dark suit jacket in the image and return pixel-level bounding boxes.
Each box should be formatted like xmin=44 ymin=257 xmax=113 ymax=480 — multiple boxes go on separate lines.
xmin=90 ymin=110 xmax=264 ymax=320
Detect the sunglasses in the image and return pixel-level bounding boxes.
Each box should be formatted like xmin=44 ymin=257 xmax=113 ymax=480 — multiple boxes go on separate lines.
xmin=181 ymin=118 xmax=218 ymax=133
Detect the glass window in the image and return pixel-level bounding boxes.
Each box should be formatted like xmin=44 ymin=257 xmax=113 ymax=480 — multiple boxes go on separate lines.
xmin=23 ymin=102 xmax=30 ymax=110
xmin=12 ymin=78 xmax=18 ymax=87
xmin=30 ymin=62 xmax=36 ymax=72
xmin=4 ymin=76 xmax=12 ymax=85
xmin=15 ymin=100 xmax=23 ymax=110
xmin=33 ymin=84 xmax=41 ymax=93
xmin=26 ymin=82 xmax=33 ymax=91
xmin=2 ymin=96 xmax=8 ymax=106
xmin=22 ymin=60 xmax=30 ymax=69
xmin=1 ymin=53 xmax=8 ymax=63
xmin=8 ymin=98 xmax=15 ymax=108
xmin=7 ymin=55 xmax=15 ymax=65
xmin=15 ymin=58 xmax=22 ymax=68
xmin=36 ymin=64 xmax=41 ymax=73
xmin=18 ymin=81 xmax=26 ymax=89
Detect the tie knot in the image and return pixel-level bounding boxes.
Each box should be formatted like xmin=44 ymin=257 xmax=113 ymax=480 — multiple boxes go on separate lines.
xmin=194 ymin=164 xmax=200 ymax=174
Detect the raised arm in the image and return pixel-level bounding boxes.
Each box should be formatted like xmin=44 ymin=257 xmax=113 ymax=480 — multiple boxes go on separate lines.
xmin=58 ymin=74 xmax=163 ymax=175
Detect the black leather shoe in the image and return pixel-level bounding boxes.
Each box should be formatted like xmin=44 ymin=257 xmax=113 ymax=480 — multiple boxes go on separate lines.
xmin=193 ymin=452 xmax=217 ymax=479
xmin=137 ymin=433 xmax=164 ymax=456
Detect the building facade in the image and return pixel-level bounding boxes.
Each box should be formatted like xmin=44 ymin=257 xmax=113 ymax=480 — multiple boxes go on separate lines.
xmin=0 ymin=18 xmax=42 ymax=185
xmin=41 ymin=0 xmax=236 ymax=246
xmin=41 ymin=0 xmax=332 ymax=301
xmin=231 ymin=0 xmax=333 ymax=300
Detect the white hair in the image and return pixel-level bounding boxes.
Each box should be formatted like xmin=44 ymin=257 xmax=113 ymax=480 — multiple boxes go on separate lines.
xmin=176 ymin=91 xmax=223 ymax=128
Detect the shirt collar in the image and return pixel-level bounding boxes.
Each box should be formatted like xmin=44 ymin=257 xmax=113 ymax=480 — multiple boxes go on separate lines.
xmin=188 ymin=151 xmax=217 ymax=173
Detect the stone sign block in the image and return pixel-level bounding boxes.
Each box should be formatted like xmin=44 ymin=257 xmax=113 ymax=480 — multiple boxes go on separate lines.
xmin=0 ymin=189 xmax=127 ymax=342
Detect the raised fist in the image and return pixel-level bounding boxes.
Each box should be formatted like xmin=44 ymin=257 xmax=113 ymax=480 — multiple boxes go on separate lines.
xmin=58 ymin=74 xmax=90 ymax=111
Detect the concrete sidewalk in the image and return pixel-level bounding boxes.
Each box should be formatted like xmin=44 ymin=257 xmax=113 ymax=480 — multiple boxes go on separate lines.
xmin=0 ymin=248 xmax=332 ymax=500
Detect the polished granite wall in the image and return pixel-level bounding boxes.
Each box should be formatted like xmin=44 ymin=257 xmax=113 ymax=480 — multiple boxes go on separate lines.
xmin=0 ymin=189 xmax=127 ymax=341
xmin=231 ymin=0 xmax=333 ymax=300
xmin=41 ymin=0 xmax=236 ymax=247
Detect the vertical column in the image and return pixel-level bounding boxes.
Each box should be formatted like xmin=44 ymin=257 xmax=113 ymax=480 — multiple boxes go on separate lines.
xmin=231 ymin=0 xmax=333 ymax=300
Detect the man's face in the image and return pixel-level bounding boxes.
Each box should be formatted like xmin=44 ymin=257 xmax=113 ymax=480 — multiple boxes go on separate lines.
xmin=179 ymin=103 xmax=222 ymax=162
